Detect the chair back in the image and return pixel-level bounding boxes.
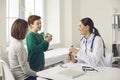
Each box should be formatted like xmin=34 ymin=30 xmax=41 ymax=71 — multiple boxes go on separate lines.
xmin=0 ymin=59 xmax=15 ymax=80
xmin=103 ymin=52 xmax=113 ymax=67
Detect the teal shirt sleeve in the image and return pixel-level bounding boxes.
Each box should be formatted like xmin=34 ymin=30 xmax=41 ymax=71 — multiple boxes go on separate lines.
xmin=39 ymin=32 xmax=49 ymax=51
xmin=26 ymin=33 xmax=49 ymax=56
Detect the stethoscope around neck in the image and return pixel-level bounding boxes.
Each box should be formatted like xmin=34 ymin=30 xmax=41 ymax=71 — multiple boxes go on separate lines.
xmin=81 ymin=34 xmax=96 ymax=52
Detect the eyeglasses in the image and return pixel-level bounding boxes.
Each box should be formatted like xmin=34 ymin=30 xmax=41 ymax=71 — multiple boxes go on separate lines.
xmin=82 ymin=66 xmax=98 ymax=72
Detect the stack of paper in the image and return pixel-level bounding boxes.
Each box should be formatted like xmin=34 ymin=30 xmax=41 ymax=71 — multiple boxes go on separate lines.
xmin=58 ymin=68 xmax=85 ymax=79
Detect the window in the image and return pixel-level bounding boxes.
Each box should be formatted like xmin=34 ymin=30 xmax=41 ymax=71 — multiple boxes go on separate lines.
xmin=6 ymin=0 xmax=44 ymax=42
xmin=6 ymin=0 xmax=61 ymax=47
xmin=6 ymin=0 xmax=19 ymax=42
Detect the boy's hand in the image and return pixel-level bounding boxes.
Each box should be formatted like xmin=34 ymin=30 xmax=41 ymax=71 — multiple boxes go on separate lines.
xmin=45 ymin=34 xmax=52 ymax=42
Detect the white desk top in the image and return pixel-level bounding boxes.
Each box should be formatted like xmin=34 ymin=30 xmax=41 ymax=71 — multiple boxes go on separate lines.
xmin=44 ymin=48 xmax=69 ymax=67
xmin=37 ymin=62 xmax=120 ymax=80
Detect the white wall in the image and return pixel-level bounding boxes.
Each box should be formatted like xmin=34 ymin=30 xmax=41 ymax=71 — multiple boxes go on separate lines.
xmin=0 ymin=0 xmax=7 ymax=57
xmin=64 ymin=0 xmax=81 ymax=47
xmin=45 ymin=0 xmax=81 ymax=48
xmin=45 ymin=0 xmax=60 ymax=46
xmin=0 ymin=0 xmax=9 ymax=63
xmin=0 ymin=0 xmax=6 ymax=46
xmin=64 ymin=0 xmax=72 ymax=47
xmin=80 ymin=0 xmax=120 ymax=52
xmin=71 ymin=0 xmax=81 ymax=47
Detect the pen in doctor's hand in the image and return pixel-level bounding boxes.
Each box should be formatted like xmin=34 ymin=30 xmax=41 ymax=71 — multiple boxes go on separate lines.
xmin=68 ymin=52 xmax=72 ymax=60
xmin=70 ymin=45 xmax=79 ymax=53
xmin=69 ymin=45 xmax=73 ymax=52
xmin=71 ymin=45 xmax=74 ymax=48
xmin=68 ymin=45 xmax=73 ymax=60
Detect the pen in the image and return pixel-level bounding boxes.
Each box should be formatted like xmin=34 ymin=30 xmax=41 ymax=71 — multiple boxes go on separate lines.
xmin=71 ymin=45 xmax=73 ymax=47
xmin=39 ymin=76 xmax=54 ymax=80
xmin=82 ymin=66 xmax=92 ymax=68
xmin=68 ymin=45 xmax=74 ymax=60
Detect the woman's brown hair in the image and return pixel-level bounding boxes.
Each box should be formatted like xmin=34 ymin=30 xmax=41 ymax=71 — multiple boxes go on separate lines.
xmin=11 ymin=18 xmax=28 ymax=40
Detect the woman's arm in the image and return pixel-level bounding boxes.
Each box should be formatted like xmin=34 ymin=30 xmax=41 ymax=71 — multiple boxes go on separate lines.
xmin=17 ymin=46 xmax=37 ymax=76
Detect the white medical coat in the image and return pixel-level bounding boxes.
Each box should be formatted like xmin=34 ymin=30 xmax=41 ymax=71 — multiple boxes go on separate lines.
xmin=76 ymin=33 xmax=105 ymax=67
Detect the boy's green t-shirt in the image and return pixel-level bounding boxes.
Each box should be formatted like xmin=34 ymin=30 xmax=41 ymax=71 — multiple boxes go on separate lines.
xmin=26 ymin=32 xmax=49 ymax=71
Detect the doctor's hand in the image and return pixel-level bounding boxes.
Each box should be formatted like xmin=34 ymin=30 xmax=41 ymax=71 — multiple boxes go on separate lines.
xmin=69 ymin=47 xmax=79 ymax=53
xmin=68 ymin=52 xmax=77 ymax=63
xmin=45 ymin=35 xmax=52 ymax=42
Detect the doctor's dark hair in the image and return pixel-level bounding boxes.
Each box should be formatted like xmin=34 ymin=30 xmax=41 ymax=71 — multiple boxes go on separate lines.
xmin=80 ymin=17 xmax=106 ymax=57
xmin=81 ymin=17 xmax=100 ymax=36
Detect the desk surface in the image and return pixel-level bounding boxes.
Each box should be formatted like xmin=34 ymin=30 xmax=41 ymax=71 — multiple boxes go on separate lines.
xmin=44 ymin=48 xmax=69 ymax=67
xmin=37 ymin=62 xmax=120 ymax=80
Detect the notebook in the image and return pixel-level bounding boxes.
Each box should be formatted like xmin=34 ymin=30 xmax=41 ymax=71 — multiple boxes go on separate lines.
xmin=58 ymin=68 xmax=85 ymax=79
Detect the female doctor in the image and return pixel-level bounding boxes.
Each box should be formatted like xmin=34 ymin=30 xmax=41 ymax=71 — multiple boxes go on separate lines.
xmin=69 ymin=17 xmax=106 ymax=67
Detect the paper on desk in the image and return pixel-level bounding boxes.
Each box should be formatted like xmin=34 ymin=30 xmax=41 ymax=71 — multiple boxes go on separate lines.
xmin=58 ymin=68 xmax=85 ymax=79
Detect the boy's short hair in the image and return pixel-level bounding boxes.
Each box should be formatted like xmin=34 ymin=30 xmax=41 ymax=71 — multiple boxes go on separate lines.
xmin=28 ymin=15 xmax=41 ymax=26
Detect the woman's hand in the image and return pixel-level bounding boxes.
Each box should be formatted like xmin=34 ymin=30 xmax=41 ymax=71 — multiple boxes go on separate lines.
xmin=69 ymin=47 xmax=79 ymax=53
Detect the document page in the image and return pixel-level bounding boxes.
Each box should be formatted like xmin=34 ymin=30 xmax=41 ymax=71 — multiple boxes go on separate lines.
xmin=58 ymin=68 xmax=85 ymax=79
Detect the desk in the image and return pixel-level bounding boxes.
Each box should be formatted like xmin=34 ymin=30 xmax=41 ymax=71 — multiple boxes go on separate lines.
xmin=7 ymin=47 xmax=69 ymax=67
xmin=37 ymin=62 xmax=120 ymax=80
xmin=44 ymin=48 xmax=69 ymax=67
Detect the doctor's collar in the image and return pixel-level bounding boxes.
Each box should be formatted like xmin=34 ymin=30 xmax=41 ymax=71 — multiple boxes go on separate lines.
xmin=81 ymin=33 xmax=95 ymax=40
